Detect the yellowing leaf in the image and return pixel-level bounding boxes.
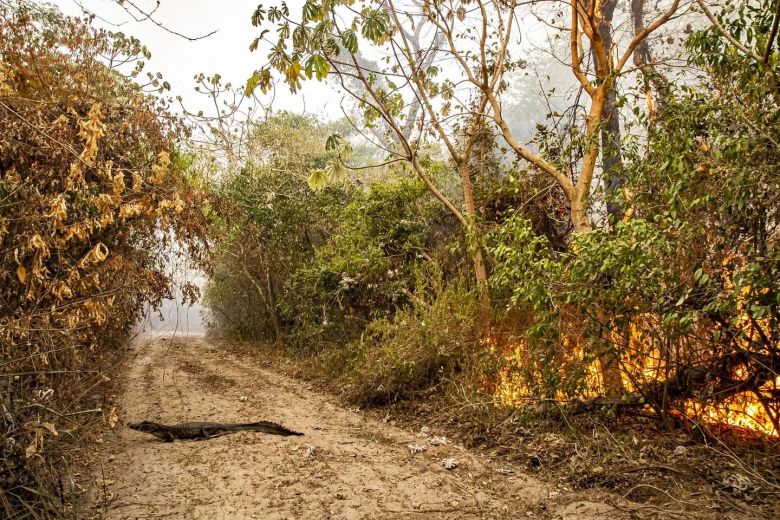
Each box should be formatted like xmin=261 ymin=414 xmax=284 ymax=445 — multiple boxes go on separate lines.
xmin=16 ymin=265 xmax=27 ymax=284
xmin=307 ymin=169 xmax=328 ymax=191
xmin=92 ymin=242 xmax=108 ymax=262
xmin=105 ymin=406 xmax=118 ymax=428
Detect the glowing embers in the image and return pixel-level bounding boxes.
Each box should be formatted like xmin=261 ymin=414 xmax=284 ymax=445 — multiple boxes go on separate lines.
xmin=484 ymin=329 xmax=779 ymax=438
xmin=683 ymin=376 xmax=780 ymax=437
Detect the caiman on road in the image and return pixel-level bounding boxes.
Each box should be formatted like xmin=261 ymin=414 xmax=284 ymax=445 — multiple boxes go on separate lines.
xmin=128 ymin=420 xmax=303 ymax=442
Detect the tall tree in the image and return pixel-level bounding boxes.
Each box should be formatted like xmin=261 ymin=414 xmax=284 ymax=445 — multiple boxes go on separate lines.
xmin=248 ymin=0 xmax=682 ymax=333
xmin=594 ymin=0 xmax=624 ymax=221
xmin=250 ymin=0 xmax=683 ymax=229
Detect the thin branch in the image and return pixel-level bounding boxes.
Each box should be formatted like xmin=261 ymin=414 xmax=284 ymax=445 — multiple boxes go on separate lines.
xmin=694 ymin=0 xmax=763 ymax=64
xmin=343 ymin=157 xmax=407 ymax=170
xmin=120 ymin=0 xmax=218 ymax=41
xmin=571 ymin=0 xmax=595 ymax=94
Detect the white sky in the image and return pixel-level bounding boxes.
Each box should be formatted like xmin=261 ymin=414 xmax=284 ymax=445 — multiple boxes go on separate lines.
xmin=44 ymin=0 xmax=567 ymax=126
xmin=44 ymin=0 xmax=690 ymax=136
xmin=49 ymin=0 xmax=343 ymax=119
xmin=43 ymin=0 xmax=602 ymax=140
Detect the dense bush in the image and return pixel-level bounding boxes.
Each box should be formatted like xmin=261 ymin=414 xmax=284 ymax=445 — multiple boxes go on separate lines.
xmin=282 ymin=180 xmax=456 ymax=348
xmin=0 ymin=5 xmax=207 ymax=516
xmin=490 ymin=6 xmax=779 ymax=431
xmin=321 ymin=268 xmax=479 ymax=406
xmin=203 ymin=107 xmax=462 ymax=349
xmin=203 ymin=112 xmax=348 ymax=343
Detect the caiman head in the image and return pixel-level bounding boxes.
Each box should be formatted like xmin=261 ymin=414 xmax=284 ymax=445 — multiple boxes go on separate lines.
xmin=127 ymin=420 xmax=162 ymax=433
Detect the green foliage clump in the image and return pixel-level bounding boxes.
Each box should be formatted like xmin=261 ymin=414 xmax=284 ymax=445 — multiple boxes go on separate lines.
xmin=491 ymin=214 xmax=695 ymax=398
xmin=203 ymin=109 xmax=459 ymax=350
xmin=282 ymin=179 xmax=453 ymax=348
xmin=490 ymin=7 xmax=779 ymax=424
xmin=204 ymin=112 xmax=345 ymax=342
xmin=323 ymin=270 xmax=478 ymax=406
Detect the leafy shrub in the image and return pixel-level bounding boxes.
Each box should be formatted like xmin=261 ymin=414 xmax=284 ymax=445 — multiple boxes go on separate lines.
xmin=203 ymin=112 xmax=347 ymax=342
xmin=0 ymin=5 xmax=207 ymax=516
xmin=282 ymin=179 xmax=455 ymax=349
xmin=324 ymin=269 xmax=479 ymax=406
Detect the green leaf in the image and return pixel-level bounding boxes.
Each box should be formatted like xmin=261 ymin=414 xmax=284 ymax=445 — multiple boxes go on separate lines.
xmin=341 ymin=29 xmax=358 ymax=54
xmin=278 ymin=23 xmax=290 ymax=40
xmin=251 ymin=5 xmax=266 ymax=26
xmin=325 ymin=134 xmax=342 ymax=151
xmin=361 ymin=8 xmax=390 ymax=44
xmin=302 ymin=1 xmax=323 ymax=22
xmin=341 ymin=142 xmax=353 ymax=160
xmin=305 ymin=54 xmax=330 ymax=80
xmin=292 ymin=25 xmax=309 ymax=50
xmin=307 ymin=169 xmax=328 ymax=191
xmin=268 ymin=6 xmax=283 ymax=22
xmin=327 ymin=159 xmax=347 ymax=183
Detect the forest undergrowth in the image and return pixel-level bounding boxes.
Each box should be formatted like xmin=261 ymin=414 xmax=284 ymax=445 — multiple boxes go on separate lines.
xmin=220 ymin=329 xmax=780 ymax=520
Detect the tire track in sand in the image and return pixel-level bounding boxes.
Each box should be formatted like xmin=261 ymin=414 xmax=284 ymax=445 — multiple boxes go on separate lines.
xmin=91 ymin=333 xmax=626 ymax=520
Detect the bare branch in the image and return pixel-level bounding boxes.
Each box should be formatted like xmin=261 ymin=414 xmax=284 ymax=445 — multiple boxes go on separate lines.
xmin=119 ymin=0 xmax=218 ymax=41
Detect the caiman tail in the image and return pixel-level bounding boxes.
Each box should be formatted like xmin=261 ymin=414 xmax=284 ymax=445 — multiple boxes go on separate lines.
xmin=232 ymin=421 xmax=303 ymax=436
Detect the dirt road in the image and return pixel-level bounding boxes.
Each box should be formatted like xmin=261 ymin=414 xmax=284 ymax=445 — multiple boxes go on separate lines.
xmin=92 ymin=334 xmax=625 ymax=519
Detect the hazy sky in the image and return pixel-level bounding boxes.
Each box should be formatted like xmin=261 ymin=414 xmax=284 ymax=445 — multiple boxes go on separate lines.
xmin=49 ymin=0 xmax=341 ymax=118
xmin=45 ymin=0 xmax=586 ymax=133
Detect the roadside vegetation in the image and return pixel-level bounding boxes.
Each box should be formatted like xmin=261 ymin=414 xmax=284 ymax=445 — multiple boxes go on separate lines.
xmin=208 ymin=0 xmax=779 ymax=439
xmin=0 ymin=4 xmax=208 ymax=517
xmin=205 ymin=0 xmax=780 ymax=515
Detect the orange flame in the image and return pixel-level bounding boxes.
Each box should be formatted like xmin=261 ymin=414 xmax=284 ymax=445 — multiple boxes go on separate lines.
xmin=487 ymin=324 xmax=778 ymax=438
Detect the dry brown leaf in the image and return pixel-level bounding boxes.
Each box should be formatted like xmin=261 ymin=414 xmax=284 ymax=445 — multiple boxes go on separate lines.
xmin=105 ymin=406 xmax=118 ymax=428
xmin=40 ymin=422 xmax=58 ymax=436
xmin=25 ymin=430 xmax=43 ymax=459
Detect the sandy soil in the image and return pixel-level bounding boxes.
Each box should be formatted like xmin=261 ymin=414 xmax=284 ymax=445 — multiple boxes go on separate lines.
xmin=91 ymin=333 xmax=627 ymax=519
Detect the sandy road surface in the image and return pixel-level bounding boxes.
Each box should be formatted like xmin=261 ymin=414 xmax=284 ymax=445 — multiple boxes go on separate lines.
xmin=91 ymin=334 xmax=624 ymax=519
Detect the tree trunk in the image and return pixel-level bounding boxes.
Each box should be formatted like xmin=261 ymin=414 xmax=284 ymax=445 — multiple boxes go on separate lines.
xmin=631 ymin=0 xmax=669 ymax=115
xmin=260 ymin=251 xmax=284 ymax=346
xmin=591 ymin=0 xmax=626 ymax=397
xmin=575 ymin=84 xmax=607 ymax=234
xmin=601 ymin=88 xmax=624 ymax=220
xmin=459 ymin=160 xmax=491 ymax=326
xmin=593 ymin=0 xmax=625 ymax=221
xmin=570 ymin=195 xmax=592 ymax=233
xmin=473 ymin=247 xmax=491 ymax=327
xmin=241 ymin=253 xmax=283 ymax=346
